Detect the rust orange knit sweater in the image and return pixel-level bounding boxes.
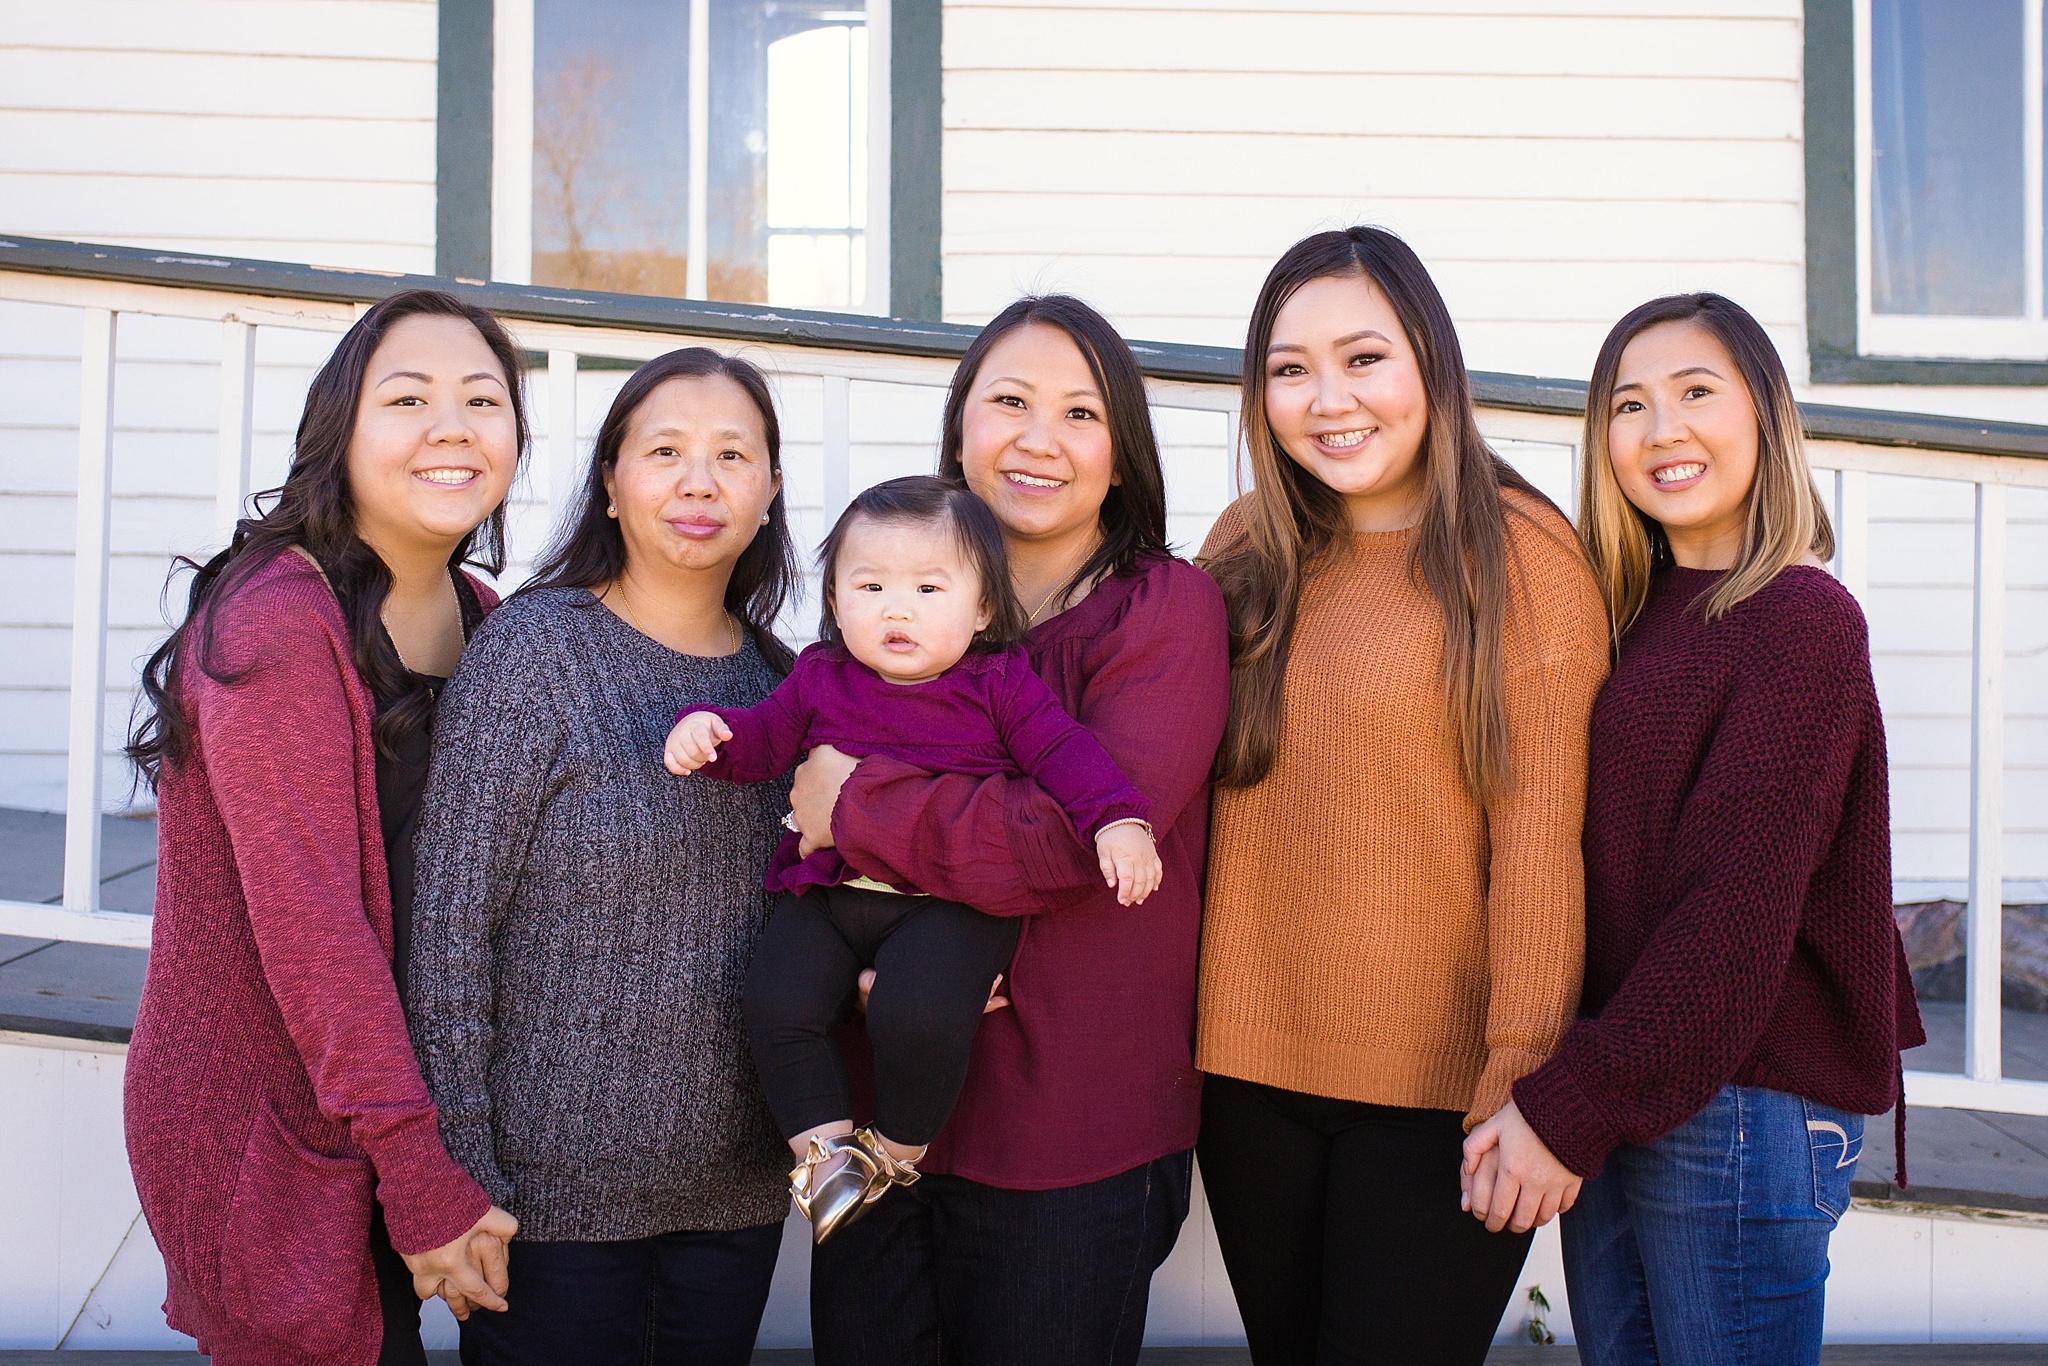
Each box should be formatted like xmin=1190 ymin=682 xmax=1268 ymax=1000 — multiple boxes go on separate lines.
xmin=1197 ymin=490 xmax=1610 ymax=1127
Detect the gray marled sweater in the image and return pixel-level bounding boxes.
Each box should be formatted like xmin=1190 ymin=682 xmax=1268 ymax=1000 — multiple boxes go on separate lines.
xmin=409 ymin=587 xmax=792 ymax=1241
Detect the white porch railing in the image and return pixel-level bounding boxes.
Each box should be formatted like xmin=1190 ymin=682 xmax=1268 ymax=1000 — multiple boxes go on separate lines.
xmin=1 ymin=237 xmax=2044 ymax=1122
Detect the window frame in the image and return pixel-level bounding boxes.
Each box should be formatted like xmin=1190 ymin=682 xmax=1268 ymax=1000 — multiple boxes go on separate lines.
xmin=434 ymin=0 xmax=942 ymax=319
xmin=1806 ymin=0 xmax=2048 ymax=382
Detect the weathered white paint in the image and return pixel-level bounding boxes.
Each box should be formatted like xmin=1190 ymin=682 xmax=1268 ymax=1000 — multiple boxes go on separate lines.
xmin=5 ymin=1033 xmax=2044 ymax=1349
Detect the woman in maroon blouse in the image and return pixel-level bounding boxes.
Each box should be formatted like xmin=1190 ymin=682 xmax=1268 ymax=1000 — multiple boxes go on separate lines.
xmin=785 ymin=296 xmax=1230 ymax=1365
xmin=124 ymin=292 xmax=525 ymax=1365
xmin=1460 ymin=294 xmax=1924 ymax=1366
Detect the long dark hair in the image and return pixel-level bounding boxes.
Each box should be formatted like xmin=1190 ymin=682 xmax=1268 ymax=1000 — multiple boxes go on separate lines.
xmin=127 ymin=289 xmax=529 ymax=789
xmin=937 ymin=295 xmax=1169 ymax=602
xmin=1204 ymin=226 xmax=1558 ymax=797
xmin=815 ymin=476 xmax=1029 ymax=653
xmin=524 ymin=347 xmax=798 ymax=673
xmin=1580 ymin=292 xmax=1832 ymax=636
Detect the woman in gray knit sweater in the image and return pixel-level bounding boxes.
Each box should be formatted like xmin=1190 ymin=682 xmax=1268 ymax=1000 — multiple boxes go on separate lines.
xmin=409 ymin=349 xmax=800 ymax=1366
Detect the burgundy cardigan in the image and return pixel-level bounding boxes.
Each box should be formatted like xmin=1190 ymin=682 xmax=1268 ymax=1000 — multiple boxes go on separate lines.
xmin=125 ymin=551 xmax=492 ymax=1365
xmin=832 ymin=555 xmax=1230 ymax=1189
xmin=1514 ymin=566 xmax=1925 ymax=1181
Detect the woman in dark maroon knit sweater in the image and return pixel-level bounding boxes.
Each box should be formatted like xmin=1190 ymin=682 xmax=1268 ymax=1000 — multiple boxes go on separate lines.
xmin=1461 ymin=293 xmax=1923 ymax=1366
xmin=124 ymin=292 xmax=525 ymax=1365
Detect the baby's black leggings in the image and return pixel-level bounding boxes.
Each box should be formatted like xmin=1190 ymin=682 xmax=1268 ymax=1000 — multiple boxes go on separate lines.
xmin=742 ymin=883 xmax=1019 ymax=1147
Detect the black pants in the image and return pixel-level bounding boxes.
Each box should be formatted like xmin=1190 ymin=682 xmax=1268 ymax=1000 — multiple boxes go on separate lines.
xmin=1198 ymin=1075 xmax=1534 ymax=1366
xmin=456 ymin=1223 xmax=784 ymax=1366
xmin=742 ymin=884 xmax=1020 ymax=1146
xmin=368 ymin=1205 xmax=428 ymax=1366
xmin=810 ymin=1150 xmax=1193 ymax=1366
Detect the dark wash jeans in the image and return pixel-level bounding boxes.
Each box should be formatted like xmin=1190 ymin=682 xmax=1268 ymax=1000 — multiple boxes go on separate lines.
xmin=1563 ymin=1084 xmax=1864 ymax=1366
xmin=810 ymin=1150 xmax=1195 ymax=1366
xmin=456 ymin=1222 xmax=783 ymax=1366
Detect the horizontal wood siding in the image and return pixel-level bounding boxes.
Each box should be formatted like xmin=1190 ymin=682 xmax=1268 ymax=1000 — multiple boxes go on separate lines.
xmin=0 ymin=0 xmax=437 ymax=269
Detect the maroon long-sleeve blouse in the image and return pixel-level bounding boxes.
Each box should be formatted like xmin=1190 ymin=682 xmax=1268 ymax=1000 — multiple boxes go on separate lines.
xmin=831 ymin=554 xmax=1230 ymax=1189
xmin=125 ymin=551 xmax=491 ymax=1364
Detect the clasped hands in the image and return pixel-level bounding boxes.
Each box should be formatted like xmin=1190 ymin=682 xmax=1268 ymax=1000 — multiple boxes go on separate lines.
xmin=1459 ymin=1099 xmax=1582 ymax=1235
xmin=401 ymin=1205 xmax=519 ymax=1319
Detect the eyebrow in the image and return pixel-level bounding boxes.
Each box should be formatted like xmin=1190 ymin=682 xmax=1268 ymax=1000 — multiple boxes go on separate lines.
xmin=1612 ymin=365 xmax=1726 ymax=396
xmin=986 ymin=374 xmax=1100 ymax=400
xmin=375 ymin=369 xmax=506 ymax=388
xmin=1267 ymin=328 xmax=1392 ymax=355
xmin=646 ymin=425 xmax=753 ymax=441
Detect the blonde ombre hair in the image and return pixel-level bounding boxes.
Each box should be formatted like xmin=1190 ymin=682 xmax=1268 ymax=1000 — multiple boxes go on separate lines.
xmin=1579 ymin=293 xmax=1834 ymax=638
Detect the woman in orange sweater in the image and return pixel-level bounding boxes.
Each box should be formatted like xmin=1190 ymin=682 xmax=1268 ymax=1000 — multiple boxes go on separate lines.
xmin=1197 ymin=226 xmax=1610 ymax=1364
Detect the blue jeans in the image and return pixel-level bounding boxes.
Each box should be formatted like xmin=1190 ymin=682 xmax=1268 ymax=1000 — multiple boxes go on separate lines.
xmin=456 ymin=1222 xmax=784 ymax=1366
xmin=1562 ymin=1085 xmax=1864 ymax=1366
xmin=809 ymin=1150 xmax=1194 ymax=1366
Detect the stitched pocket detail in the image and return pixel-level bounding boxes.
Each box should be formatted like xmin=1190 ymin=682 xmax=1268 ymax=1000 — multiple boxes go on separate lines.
xmin=217 ymin=1102 xmax=376 ymax=1356
xmin=1802 ymin=1099 xmax=1863 ymax=1220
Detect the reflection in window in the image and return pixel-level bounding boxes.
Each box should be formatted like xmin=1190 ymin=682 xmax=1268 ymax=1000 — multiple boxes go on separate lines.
xmin=532 ymin=0 xmax=871 ymax=309
xmin=1869 ymin=0 xmax=2024 ymax=316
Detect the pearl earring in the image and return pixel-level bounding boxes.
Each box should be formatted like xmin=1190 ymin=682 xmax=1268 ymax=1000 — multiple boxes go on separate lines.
xmin=761 ymin=513 xmax=770 ymax=525
xmin=607 ymin=504 xmax=617 ymax=517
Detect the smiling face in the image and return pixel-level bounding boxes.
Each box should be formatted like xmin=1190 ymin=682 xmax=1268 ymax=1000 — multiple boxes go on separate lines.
xmin=1606 ymin=320 xmax=1760 ymax=570
xmin=1262 ymin=272 xmax=1431 ymax=533
xmin=345 ymin=314 xmax=520 ymax=561
xmin=604 ymin=372 xmax=782 ymax=580
xmin=830 ymin=514 xmax=994 ymax=683
xmin=955 ymin=323 xmax=1119 ymax=554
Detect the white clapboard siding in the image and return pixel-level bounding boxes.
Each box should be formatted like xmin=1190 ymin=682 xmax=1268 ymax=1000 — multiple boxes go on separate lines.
xmin=940 ymin=1 xmax=1803 ymax=381
xmin=0 ymin=0 xmax=437 ymax=268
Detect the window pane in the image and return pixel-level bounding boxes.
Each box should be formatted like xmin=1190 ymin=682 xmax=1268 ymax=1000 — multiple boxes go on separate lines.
xmin=532 ymin=0 xmax=692 ymax=296
xmin=1870 ymin=0 xmax=2025 ymax=316
xmin=533 ymin=0 xmax=870 ymax=308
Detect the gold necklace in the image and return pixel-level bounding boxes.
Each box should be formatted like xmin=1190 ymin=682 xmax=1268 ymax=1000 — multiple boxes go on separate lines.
xmin=1023 ymin=539 xmax=1104 ymax=624
xmin=611 ymin=582 xmax=739 ymax=654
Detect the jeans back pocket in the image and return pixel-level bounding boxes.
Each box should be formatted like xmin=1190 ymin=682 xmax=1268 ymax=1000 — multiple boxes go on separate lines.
xmin=1801 ymin=1099 xmax=1864 ymax=1220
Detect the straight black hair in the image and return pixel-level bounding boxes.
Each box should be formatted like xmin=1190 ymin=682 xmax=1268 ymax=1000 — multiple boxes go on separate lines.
xmin=937 ymin=295 xmax=1169 ymax=602
xmin=816 ymin=476 xmax=1029 ymax=653
xmin=523 ymin=346 xmax=799 ymax=673
xmin=127 ymin=288 xmax=529 ymax=789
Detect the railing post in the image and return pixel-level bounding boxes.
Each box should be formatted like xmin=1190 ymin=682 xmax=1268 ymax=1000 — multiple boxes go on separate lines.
xmin=64 ymin=308 xmax=117 ymax=916
xmin=1834 ymin=469 xmax=1869 ymax=602
xmin=547 ymin=350 xmax=580 ymax=517
xmin=1225 ymin=412 xmax=1244 ymax=500
xmin=1966 ymin=480 xmax=2007 ymax=1083
xmin=215 ymin=318 xmax=256 ymax=548
xmin=822 ymin=374 xmax=851 ymax=532
xmin=685 ymin=0 xmax=711 ymax=301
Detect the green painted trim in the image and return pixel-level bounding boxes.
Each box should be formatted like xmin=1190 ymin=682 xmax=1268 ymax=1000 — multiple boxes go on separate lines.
xmin=1805 ymin=0 xmax=1859 ymax=365
xmin=1805 ymin=0 xmax=2048 ymax=384
xmin=6 ymin=234 xmax=2044 ymax=459
xmin=435 ymin=0 xmax=494 ymax=281
xmin=890 ymin=0 xmax=943 ymax=321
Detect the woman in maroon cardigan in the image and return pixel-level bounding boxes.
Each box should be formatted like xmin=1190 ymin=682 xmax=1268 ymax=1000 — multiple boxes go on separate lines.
xmin=787 ymin=296 xmax=1230 ymax=1366
xmin=124 ymin=291 xmax=525 ymax=1365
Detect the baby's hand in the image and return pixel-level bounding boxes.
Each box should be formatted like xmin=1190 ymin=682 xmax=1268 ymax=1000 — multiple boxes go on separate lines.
xmin=1095 ymin=821 xmax=1162 ymax=906
xmin=664 ymin=711 xmax=733 ymax=775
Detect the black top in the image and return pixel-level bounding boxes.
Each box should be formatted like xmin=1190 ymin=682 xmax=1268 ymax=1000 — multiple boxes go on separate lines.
xmin=375 ymin=571 xmax=485 ymax=1006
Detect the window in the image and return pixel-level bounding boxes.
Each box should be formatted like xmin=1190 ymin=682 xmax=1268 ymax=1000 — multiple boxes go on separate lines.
xmin=1856 ymin=0 xmax=2046 ymax=360
xmin=492 ymin=0 xmax=891 ymax=313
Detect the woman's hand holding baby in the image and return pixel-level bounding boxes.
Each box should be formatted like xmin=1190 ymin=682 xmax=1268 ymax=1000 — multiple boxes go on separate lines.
xmin=1096 ymin=822 xmax=1162 ymax=905
xmin=664 ymin=711 xmax=733 ymax=775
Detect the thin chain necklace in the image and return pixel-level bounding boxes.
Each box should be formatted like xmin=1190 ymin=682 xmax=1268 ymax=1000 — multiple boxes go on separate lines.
xmin=610 ymin=581 xmax=739 ymax=655
xmin=1023 ymin=538 xmax=1104 ymax=624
